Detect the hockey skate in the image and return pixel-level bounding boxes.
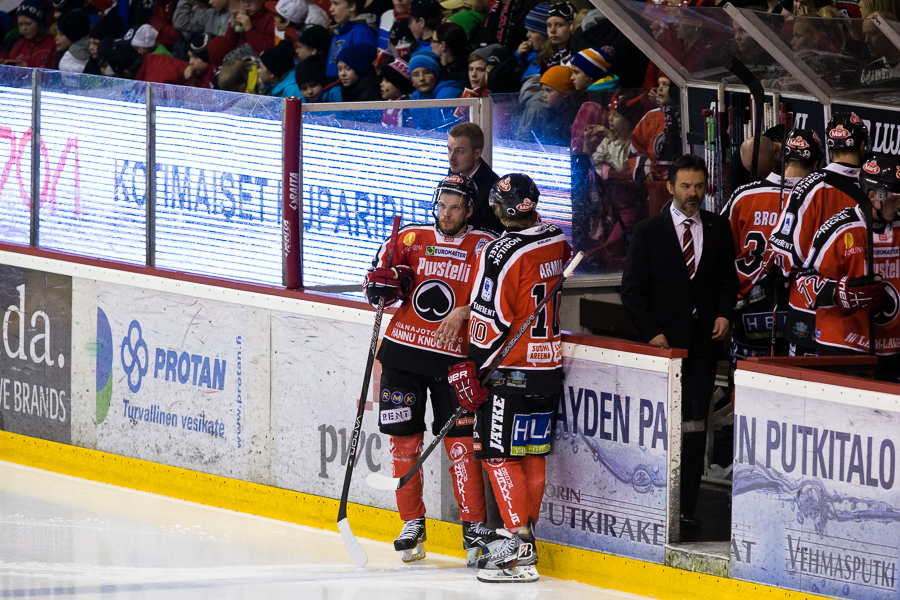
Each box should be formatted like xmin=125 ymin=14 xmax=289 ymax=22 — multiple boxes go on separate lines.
xmin=394 ymin=517 xmax=426 ymax=562
xmin=476 ymin=525 xmax=539 ymax=583
xmin=462 ymin=521 xmax=511 ymax=567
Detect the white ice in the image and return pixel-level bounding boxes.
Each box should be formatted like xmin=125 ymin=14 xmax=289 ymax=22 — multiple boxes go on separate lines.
xmin=0 ymin=460 xmax=646 ymax=599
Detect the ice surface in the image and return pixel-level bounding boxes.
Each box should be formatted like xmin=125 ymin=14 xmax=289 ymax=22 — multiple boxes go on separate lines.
xmin=0 ymin=460 xmax=646 ymax=599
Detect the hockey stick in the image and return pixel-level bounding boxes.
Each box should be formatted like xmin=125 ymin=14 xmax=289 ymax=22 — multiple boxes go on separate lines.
xmin=728 ymin=58 xmax=764 ymax=181
xmin=366 ymin=250 xmax=585 ymax=492
xmin=771 ymin=126 xmax=787 ymax=356
xmin=864 ymin=200 xmax=877 ymax=356
xmin=338 ymin=213 xmax=402 ymax=567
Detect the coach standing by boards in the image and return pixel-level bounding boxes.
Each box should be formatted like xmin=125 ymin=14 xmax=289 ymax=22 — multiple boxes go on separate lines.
xmin=447 ymin=123 xmax=503 ymax=234
xmin=620 ymin=154 xmax=738 ymax=533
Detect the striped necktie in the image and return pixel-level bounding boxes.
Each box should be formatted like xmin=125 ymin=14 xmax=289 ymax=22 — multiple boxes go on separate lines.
xmin=683 ymin=219 xmax=695 ymax=278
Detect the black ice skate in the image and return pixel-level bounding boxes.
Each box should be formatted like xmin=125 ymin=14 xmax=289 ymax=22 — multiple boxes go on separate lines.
xmin=476 ymin=525 xmax=538 ymax=583
xmin=462 ymin=521 xmax=511 ymax=567
xmin=394 ymin=517 xmax=426 ymax=562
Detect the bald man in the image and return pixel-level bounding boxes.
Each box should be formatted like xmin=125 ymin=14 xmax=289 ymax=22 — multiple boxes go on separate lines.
xmin=740 ymin=135 xmax=781 ymax=182
xmin=861 ymin=11 xmax=900 ymax=86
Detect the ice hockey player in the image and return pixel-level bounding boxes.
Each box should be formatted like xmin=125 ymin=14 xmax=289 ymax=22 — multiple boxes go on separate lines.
xmin=364 ymin=175 xmax=505 ymax=565
xmin=724 ymin=128 xmax=822 ymax=360
xmin=801 ymin=153 xmax=900 ymax=381
xmin=447 ymin=173 xmax=572 ymax=583
xmin=769 ymin=112 xmax=869 ymax=356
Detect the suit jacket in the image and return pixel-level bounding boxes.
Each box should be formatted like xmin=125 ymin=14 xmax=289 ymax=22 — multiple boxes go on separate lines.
xmin=452 ymin=158 xmax=502 ymax=234
xmin=621 ymin=204 xmax=738 ymax=350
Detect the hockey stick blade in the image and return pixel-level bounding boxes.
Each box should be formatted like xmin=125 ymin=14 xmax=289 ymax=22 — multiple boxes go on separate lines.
xmin=365 ymin=471 xmax=401 ymax=491
xmin=337 ymin=518 xmax=368 ymax=567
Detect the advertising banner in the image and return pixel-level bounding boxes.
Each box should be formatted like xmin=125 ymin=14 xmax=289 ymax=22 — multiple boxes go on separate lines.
xmin=731 ymin=382 xmax=900 ymax=599
xmin=85 ymin=282 xmax=269 ymax=481
xmin=0 ymin=265 xmax=72 ymax=444
xmin=543 ymin=356 xmax=670 ymax=564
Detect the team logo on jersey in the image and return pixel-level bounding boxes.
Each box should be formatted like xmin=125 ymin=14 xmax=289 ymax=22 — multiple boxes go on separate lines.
xmin=779 ymin=213 xmax=794 ymax=235
xmin=403 ymin=232 xmax=416 ymax=246
xmin=509 ymin=372 xmax=527 ymax=388
xmin=481 ymin=278 xmax=494 ymax=301
xmin=516 ymin=198 xmax=536 ymax=212
xmin=412 ymin=280 xmax=455 ymax=322
xmin=391 ymin=391 xmax=404 ymax=405
xmin=498 ymin=178 xmax=511 ymax=191
xmin=489 ymin=371 xmax=504 ymax=385
xmin=864 ymin=159 xmax=881 ymax=175
xmin=829 ymin=124 xmax=851 ymax=139
xmin=844 ymin=232 xmax=854 ymax=249
xmin=875 ymin=247 xmax=900 ymax=258
xmin=793 ymin=322 xmax=809 ymax=338
xmin=475 ymin=238 xmax=488 ymax=256
xmin=425 ymin=246 xmax=467 ymax=260
xmin=850 ymin=112 xmax=863 ymax=125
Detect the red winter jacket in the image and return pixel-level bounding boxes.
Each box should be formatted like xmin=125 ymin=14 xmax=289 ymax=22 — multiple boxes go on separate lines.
xmin=9 ymin=35 xmax=57 ymax=69
xmin=136 ymin=54 xmax=189 ymax=85
xmin=223 ymin=9 xmax=276 ymax=55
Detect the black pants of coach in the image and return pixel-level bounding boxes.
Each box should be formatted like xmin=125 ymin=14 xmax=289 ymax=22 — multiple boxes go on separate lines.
xmin=680 ymin=320 xmax=718 ymax=519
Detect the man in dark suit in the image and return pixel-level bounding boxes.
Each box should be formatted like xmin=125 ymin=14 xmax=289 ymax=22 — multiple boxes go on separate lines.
xmin=447 ymin=123 xmax=503 ymax=234
xmin=621 ymin=154 xmax=738 ymax=532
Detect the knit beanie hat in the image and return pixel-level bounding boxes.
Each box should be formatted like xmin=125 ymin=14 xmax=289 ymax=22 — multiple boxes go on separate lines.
xmin=260 ymin=39 xmax=296 ymax=78
xmin=296 ymin=23 xmax=332 ymax=54
xmin=130 ymin=23 xmax=157 ymax=47
xmin=408 ymin=50 xmax=439 ymax=74
xmin=540 ymin=65 xmax=574 ymax=92
xmin=294 ymin=54 xmax=327 ymax=85
xmin=547 ymin=1 xmax=574 ymax=21
xmin=524 ymin=2 xmax=550 ymax=33
xmin=409 ymin=0 xmax=441 ymax=19
xmin=17 ymin=0 xmax=47 ymax=24
xmin=571 ymin=47 xmax=611 ymax=81
xmin=56 ymin=8 xmax=90 ymax=41
xmin=608 ymin=91 xmax=645 ymax=124
xmin=89 ymin=12 xmax=122 ymax=39
xmin=104 ymin=38 xmax=139 ymax=72
xmin=207 ymin=34 xmax=232 ymax=66
xmin=382 ymin=57 xmax=414 ymax=94
xmin=336 ymin=42 xmax=377 ymax=76
xmin=189 ymin=32 xmax=211 ymax=62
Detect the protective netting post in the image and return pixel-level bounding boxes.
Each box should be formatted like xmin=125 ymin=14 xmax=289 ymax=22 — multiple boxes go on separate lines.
xmin=282 ymin=97 xmax=303 ymax=289
xmin=30 ymin=69 xmax=41 ymax=248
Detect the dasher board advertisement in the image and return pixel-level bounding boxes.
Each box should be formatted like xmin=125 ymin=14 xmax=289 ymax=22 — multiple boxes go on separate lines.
xmin=543 ymin=356 xmax=670 ymax=564
xmin=731 ymin=375 xmax=900 ymax=599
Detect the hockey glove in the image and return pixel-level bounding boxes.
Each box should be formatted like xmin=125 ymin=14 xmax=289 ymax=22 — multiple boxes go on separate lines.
xmin=363 ymin=265 xmax=414 ymax=307
xmin=835 ymin=275 xmax=885 ymax=315
xmin=448 ymin=361 xmax=489 ymax=412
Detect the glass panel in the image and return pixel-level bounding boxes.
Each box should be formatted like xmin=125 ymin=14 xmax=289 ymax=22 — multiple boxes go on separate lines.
xmin=0 ymin=66 xmax=35 ymax=245
xmin=38 ymin=71 xmax=147 ymax=263
xmin=154 ymin=85 xmax=283 ymax=286
xmin=301 ymin=107 xmax=471 ymax=290
xmin=855 ymin=15 xmax=900 ymax=104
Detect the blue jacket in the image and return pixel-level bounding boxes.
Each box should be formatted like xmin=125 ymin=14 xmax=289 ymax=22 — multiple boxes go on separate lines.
xmin=327 ymin=21 xmax=378 ymax=77
xmin=516 ymin=50 xmax=540 ymax=81
xmin=587 ymin=75 xmax=621 ymax=92
xmin=408 ymin=79 xmax=464 ymax=131
xmin=270 ymin=71 xmax=302 ymax=98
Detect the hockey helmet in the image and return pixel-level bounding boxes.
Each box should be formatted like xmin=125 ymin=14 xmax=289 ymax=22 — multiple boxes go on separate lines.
xmin=860 ymin=153 xmax=900 ymax=195
xmin=489 ymin=173 xmax=540 ymax=219
xmin=783 ymin=128 xmax=823 ymax=164
xmin=825 ymin=112 xmax=868 ymax=152
xmin=431 ymin=174 xmax=478 ymax=216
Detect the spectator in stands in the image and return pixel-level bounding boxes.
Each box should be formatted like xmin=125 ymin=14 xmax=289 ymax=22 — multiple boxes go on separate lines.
xmin=327 ymin=0 xmax=377 ymax=76
xmin=631 ymin=75 xmax=681 ymax=180
xmin=431 ymin=21 xmax=468 ymax=83
xmin=467 ymin=49 xmax=487 ymax=93
xmin=55 ymin=8 xmax=90 ymax=70
xmin=378 ymin=0 xmax=409 ymax=51
xmin=51 ymin=0 xmax=83 ymax=20
xmin=224 ymin=0 xmax=276 ymax=55
xmin=258 ymin=38 xmax=299 ymax=94
xmin=518 ymin=65 xmax=576 ymax=146
xmin=292 ymin=23 xmax=331 ymax=61
xmin=409 ymin=50 xmax=464 ymax=129
xmin=10 ymin=0 xmax=57 ymax=68
xmin=861 ymin=11 xmax=900 ymax=87
xmin=173 ymin=0 xmax=231 ymax=37
xmin=131 ymin=24 xmax=173 ymax=56
xmin=184 ymin=32 xmax=218 ymax=86
xmin=294 ymin=53 xmax=330 ymax=101
xmin=574 ymin=8 xmax=647 ymax=89
xmin=381 ymin=55 xmax=414 ymax=98
xmin=408 ymin=0 xmax=442 ymax=54
xmin=542 ymin=2 xmax=577 ymax=70
xmin=217 ymin=57 xmax=258 ymax=91
xmin=335 ymin=42 xmax=381 ymax=101
xmin=266 ymin=0 xmax=327 ymax=40
xmin=389 ymin=18 xmax=417 ymax=59
xmin=570 ymin=47 xmax=618 ymax=91
xmin=102 ymin=38 xmax=141 ymax=76
xmin=84 ymin=13 xmax=123 ymax=74
xmin=516 ymin=3 xmax=548 ymax=82
xmin=447 ymin=9 xmax=483 ymax=42
xmin=860 ymin=0 xmax=900 ymax=17
xmin=591 ymin=91 xmax=642 ymax=176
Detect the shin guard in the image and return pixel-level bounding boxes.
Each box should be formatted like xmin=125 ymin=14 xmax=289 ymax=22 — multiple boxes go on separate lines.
xmin=444 ymin=437 xmax=486 ymax=523
xmin=522 ymin=454 xmax=546 ymax=524
xmin=391 ymin=433 xmax=425 ymax=521
xmin=484 ymin=457 xmax=530 ymax=531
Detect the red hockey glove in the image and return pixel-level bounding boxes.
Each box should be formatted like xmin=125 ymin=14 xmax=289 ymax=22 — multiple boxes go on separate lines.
xmin=363 ymin=265 xmax=413 ymax=307
xmin=448 ymin=361 xmax=489 ymax=412
xmin=835 ymin=275 xmax=885 ymax=315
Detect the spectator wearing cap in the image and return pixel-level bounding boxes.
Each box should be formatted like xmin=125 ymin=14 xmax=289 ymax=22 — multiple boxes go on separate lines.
xmin=408 ymin=0 xmax=441 ymax=53
xmin=334 ymin=42 xmax=381 ymax=105
xmin=223 ymin=0 xmax=276 ymax=55
xmin=265 ymin=0 xmax=327 ymax=44
xmin=430 ymin=21 xmax=467 ymax=83
xmin=519 ymin=65 xmax=576 ymax=146
xmin=173 ymin=0 xmax=231 ymax=37
xmin=570 ymin=47 xmax=618 ymax=91
xmin=52 ymin=0 xmax=83 ymax=20
xmin=83 ymin=12 xmax=123 ymax=74
xmin=542 ymin=1 xmax=577 ymax=70
xmin=10 ymin=0 xmax=56 ymax=68
xmin=326 ymin=0 xmax=377 ymax=77
xmin=55 ymin=8 xmax=90 ymax=70
xmin=294 ymin=53 xmax=332 ymax=101
xmin=184 ymin=32 xmax=218 ymax=87
xmin=378 ymin=0 xmax=409 ymax=52
xmin=591 ymin=91 xmax=643 ymax=175
xmin=131 ymin=24 xmax=173 ymax=56
xmin=102 ymin=37 xmax=141 ymax=76
xmin=388 ymin=18 xmax=416 ymax=59
xmin=408 ymin=49 xmax=464 ymax=130
xmin=259 ymin=39 xmax=301 ymax=96
xmin=380 ymin=56 xmax=413 ymax=98
xmin=515 ymin=2 xmax=547 ymax=81
xmin=292 ymin=23 xmax=331 ymax=61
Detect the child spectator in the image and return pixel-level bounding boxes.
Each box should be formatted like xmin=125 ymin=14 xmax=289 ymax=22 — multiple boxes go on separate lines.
xmin=51 ymin=0 xmax=82 ymax=20
xmin=216 ymin=57 xmax=258 ymax=91
xmin=378 ymin=0 xmax=409 ymax=51
xmin=541 ymin=1 xmax=575 ymax=69
xmin=336 ymin=42 xmax=381 ymax=101
xmin=84 ymin=12 xmax=123 ymax=74
xmin=131 ymin=24 xmax=173 ymax=56
xmin=380 ymin=57 xmax=413 ymax=125
xmin=224 ymin=0 xmax=276 ymax=55
xmin=265 ymin=0 xmax=327 ymax=43
xmin=591 ymin=91 xmax=642 ymax=175
xmin=431 ymin=21 xmax=467 ymax=83
xmin=630 ymin=75 xmax=680 ymax=179
xmin=184 ymin=33 xmax=218 ymax=87
xmin=519 ymin=64 xmax=576 ymax=146
xmin=291 ymin=23 xmax=331 ymax=61
xmin=467 ymin=50 xmax=487 ymax=94
xmin=407 ymin=0 xmax=441 ymax=53
xmin=259 ymin=38 xmax=301 ymax=95
xmin=570 ymin=47 xmax=618 ymax=91
xmin=388 ymin=18 xmax=416 ymax=59
xmin=409 ymin=49 xmax=464 ymax=129
xmin=294 ymin=53 xmax=331 ymax=101
xmin=101 ymin=38 xmax=141 ymax=76
xmin=54 ymin=8 xmax=90 ymax=70
xmin=10 ymin=0 xmax=56 ymax=68
xmin=173 ymin=0 xmax=231 ymax=37
xmin=327 ymin=0 xmax=377 ymax=77
xmin=137 ymin=52 xmax=190 ymax=83
xmin=516 ymin=2 xmax=548 ymax=81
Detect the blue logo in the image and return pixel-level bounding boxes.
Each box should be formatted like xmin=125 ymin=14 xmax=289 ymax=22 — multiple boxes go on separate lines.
xmin=121 ymin=320 xmax=149 ymax=393
xmin=780 ymin=213 xmax=794 ymax=235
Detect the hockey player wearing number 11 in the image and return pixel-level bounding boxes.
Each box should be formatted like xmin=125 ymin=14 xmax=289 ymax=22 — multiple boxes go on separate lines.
xmin=363 ymin=175 xmax=507 ymax=565
xmin=448 ymin=174 xmax=572 ymax=583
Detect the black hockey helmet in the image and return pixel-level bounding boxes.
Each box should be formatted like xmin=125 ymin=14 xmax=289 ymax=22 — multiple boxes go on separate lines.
xmin=489 ymin=173 xmax=540 ymax=219
xmin=783 ymin=128 xmax=823 ymax=164
xmin=825 ymin=112 xmax=868 ymax=152
xmin=431 ymin=174 xmax=478 ymax=216
xmin=860 ymin=153 xmax=900 ymax=195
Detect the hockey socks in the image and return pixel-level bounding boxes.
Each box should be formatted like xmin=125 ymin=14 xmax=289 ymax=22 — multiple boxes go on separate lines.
xmin=522 ymin=454 xmax=546 ymax=525
xmin=484 ymin=457 xmax=532 ymax=531
xmin=390 ymin=434 xmax=425 ymax=521
xmin=444 ymin=437 xmax=487 ymax=523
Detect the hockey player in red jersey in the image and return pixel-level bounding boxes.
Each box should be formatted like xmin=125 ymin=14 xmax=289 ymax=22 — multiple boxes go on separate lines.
xmin=769 ymin=112 xmax=869 ymax=355
xmin=447 ymin=173 xmax=572 ymax=583
xmin=365 ymin=175 xmax=505 ymax=564
xmin=803 ymin=153 xmax=900 ymax=381
xmin=724 ymin=129 xmax=822 ymax=360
